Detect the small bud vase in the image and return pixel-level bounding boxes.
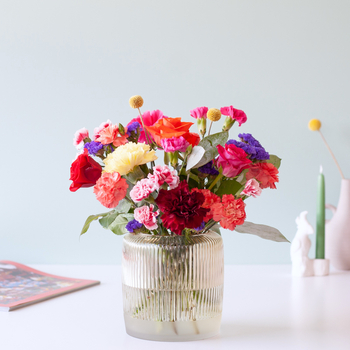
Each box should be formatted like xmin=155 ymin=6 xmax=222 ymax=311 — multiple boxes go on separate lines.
xmin=122 ymin=231 xmax=224 ymax=342
xmin=326 ymin=179 xmax=350 ymax=270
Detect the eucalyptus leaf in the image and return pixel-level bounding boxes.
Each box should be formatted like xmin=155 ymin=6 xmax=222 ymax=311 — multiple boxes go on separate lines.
xmin=236 ymin=169 xmax=248 ymax=185
xmin=99 ymin=211 xmax=119 ymax=229
xmin=125 ymin=166 xmax=145 ymax=184
xmin=108 ymin=213 xmax=135 ymax=235
xmin=235 ymin=221 xmax=289 ymax=243
xmin=80 ymin=212 xmax=110 ymax=236
xmin=186 ymin=146 xmax=205 ymax=171
xmin=126 ymin=180 xmax=134 ymax=197
xmin=266 ymin=155 xmax=282 ymax=169
xmin=193 ymin=131 xmax=229 ymax=168
xmin=114 ymin=198 xmax=132 ymax=213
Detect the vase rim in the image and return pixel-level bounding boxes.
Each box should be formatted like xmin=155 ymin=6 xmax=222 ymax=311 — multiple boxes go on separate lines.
xmin=126 ymin=230 xmax=219 ymax=238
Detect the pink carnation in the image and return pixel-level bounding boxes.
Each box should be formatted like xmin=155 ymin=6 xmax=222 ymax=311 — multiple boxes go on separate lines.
xmin=151 ymin=165 xmax=179 ymax=189
xmin=94 ymin=120 xmax=112 ymax=140
xmin=93 ymin=172 xmax=128 ymax=208
xmin=190 ymin=106 xmax=208 ymax=119
xmin=241 ymin=179 xmax=262 ymax=197
xmin=130 ymin=178 xmax=158 ymax=202
xmin=220 ymin=106 xmax=247 ymax=126
xmin=134 ymin=204 xmax=159 ymax=230
xmin=160 ymin=136 xmax=190 ymax=153
xmin=73 ymin=128 xmax=89 ymax=148
xmin=216 ymin=144 xmax=252 ymax=178
xmin=127 ymin=110 xmax=166 ymax=143
xmin=95 ymin=124 xmax=128 ymax=147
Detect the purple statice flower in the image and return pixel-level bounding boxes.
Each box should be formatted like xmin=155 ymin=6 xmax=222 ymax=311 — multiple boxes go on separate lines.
xmin=127 ymin=121 xmax=141 ymax=136
xmin=227 ymin=139 xmax=255 ymax=156
xmin=227 ymin=133 xmax=270 ymax=161
xmin=194 ymin=222 xmax=205 ymax=231
xmin=198 ymin=160 xmax=219 ymax=175
xmin=84 ymin=141 xmax=103 ymax=156
xmin=126 ymin=219 xmax=143 ymax=233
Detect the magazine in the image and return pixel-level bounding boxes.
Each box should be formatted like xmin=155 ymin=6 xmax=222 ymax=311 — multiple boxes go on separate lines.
xmin=0 ymin=260 xmax=100 ymax=311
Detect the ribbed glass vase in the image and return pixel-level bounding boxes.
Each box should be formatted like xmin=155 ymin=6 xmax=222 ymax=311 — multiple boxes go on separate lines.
xmin=122 ymin=231 xmax=224 ymax=342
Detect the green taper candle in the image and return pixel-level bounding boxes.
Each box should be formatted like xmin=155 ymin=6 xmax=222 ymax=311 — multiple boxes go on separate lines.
xmin=316 ymin=166 xmax=325 ymax=259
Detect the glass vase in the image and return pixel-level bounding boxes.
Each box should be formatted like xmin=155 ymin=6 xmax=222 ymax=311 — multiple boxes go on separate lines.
xmin=122 ymin=231 xmax=224 ymax=342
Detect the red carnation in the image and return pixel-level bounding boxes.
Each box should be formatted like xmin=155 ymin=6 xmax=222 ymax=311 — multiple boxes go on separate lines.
xmin=246 ymin=162 xmax=279 ymax=189
xmin=69 ymin=149 xmax=102 ymax=192
xmin=191 ymin=188 xmax=221 ymax=222
xmin=155 ymin=181 xmax=209 ymax=235
xmin=212 ymin=195 xmax=246 ymax=231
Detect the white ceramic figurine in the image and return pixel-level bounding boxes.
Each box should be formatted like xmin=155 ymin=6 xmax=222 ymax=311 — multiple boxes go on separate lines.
xmin=290 ymin=211 xmax=314 ymax=277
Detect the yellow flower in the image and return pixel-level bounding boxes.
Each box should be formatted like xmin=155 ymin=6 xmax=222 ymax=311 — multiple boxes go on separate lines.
xmin=308 ymin=119 xmax=321 ymax=131
xmin=207 ymin=108 xmax=221 ymax=122
xmin=129 ymin=95 xmax=144 ymax=109
xmin=103 ymin=142 xmax=157 ymax=175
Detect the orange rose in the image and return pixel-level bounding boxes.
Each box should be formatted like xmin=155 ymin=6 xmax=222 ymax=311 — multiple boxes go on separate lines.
xmin=145 ymin=117 xmax=200 ymax=147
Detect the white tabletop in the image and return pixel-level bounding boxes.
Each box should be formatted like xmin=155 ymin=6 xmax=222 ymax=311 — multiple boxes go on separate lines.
xmin=1 ymin=265 xmax=349 ymax=350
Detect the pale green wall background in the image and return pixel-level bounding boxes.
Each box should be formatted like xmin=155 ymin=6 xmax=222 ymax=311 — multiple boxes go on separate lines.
xmin=1 ymin=0 xmax=350 ymax=265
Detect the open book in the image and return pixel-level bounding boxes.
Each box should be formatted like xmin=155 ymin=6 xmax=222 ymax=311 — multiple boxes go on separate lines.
xmin=0 ymin=261 xmax=100 ymax=311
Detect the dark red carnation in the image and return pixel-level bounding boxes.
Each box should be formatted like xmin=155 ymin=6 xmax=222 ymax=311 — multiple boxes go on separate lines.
xmin=155 ymin=181 xmax=209 ymax=235
xmin=69 ymin=149 xmax=102 ymax=192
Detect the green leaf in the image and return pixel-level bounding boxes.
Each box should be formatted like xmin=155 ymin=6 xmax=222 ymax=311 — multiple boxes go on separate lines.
xmin=126 ymin=180 xmax=134 ymax=197
xmin=80 ymin=212 xmax=110 ymax=236
xmin=234 ymin=221 xmax=290 ymax=243
xmin=125 ymin=166 xmax=145 ymax=184
xmin=193 ymin=131 xmax=229 ymax=168
xmin=188 ymin=171 xmax=200 ymax=184
xmin=114 ymin=198 xmax=132 ymax=213
xmin=215 ymin=179 xmax=243 ymax=197
xmin=99 ymin=211 xmax=119 ymax=229
xmin=187 ymin=176 xmax=200 ymax=190
xmin=266 ymin=155 xmax=282 ymax=169
xmin=108 ymin=213 xmax=135 ymax=235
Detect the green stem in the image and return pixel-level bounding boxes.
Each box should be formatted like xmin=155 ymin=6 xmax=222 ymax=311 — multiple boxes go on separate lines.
xmin=203 ymin=220 xmax=219 ymax=233
xmin=178 ymin=154 xmax=188 ymax=176
xmin=208 ymin=173 xmax=223 ymax=191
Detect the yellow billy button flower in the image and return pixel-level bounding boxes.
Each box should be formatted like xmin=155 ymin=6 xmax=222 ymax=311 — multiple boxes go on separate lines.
xmin=207 ymin=108 xmax=221 ymax=122
xmin=103 ymin=142 xmax=158 ymax=176
xmin=308 ymin=119 xmax=321 ymax=131
xmin=129 ymin=95 xmax=144 ymax=109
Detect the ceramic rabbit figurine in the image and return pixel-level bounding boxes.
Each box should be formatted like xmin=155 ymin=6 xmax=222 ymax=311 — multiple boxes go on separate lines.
xmin=290 ymin=211 xmax=314 ymax=277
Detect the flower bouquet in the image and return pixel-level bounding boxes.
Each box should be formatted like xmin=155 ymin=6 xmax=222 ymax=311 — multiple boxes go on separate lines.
xmin=69 ymin=95 xmax=287 ymax=341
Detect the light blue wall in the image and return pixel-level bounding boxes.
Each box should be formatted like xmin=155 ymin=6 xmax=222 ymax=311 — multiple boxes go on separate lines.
xmin=1 ymin=0 xmax=350 ymax=264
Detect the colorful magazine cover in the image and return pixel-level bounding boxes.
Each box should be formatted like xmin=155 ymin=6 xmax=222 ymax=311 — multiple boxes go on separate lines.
xmin=0 ymin=260 xmax=100 ymax=311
